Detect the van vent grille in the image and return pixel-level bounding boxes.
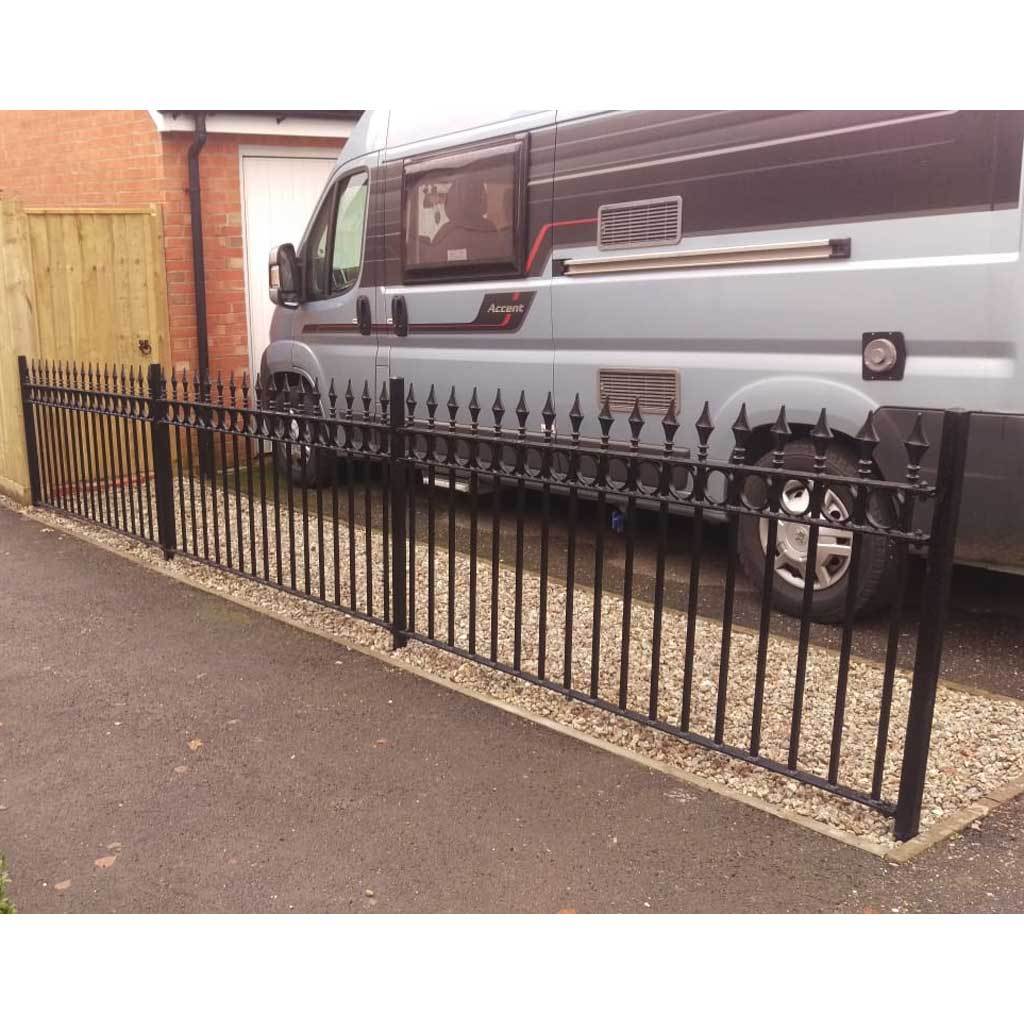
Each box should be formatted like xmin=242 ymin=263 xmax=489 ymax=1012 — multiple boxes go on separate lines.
xmin=598 ymin=369 xmax=679 ymax=414
xmin=598 ymin=196 xmax=683 ymax=251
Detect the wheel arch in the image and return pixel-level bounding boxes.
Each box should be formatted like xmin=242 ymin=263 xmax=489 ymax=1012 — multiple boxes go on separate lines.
xmin=709 ymin=376 xmax=877 ymax=465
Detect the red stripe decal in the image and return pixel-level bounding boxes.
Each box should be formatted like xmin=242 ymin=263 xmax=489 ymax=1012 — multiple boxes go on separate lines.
xmin=524 ymin=218 xmax=597 ymax=273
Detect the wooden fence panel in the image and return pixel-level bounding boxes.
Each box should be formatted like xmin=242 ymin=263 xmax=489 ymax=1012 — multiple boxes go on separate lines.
xmin=0 ymin=201 xmax=170 ymax=504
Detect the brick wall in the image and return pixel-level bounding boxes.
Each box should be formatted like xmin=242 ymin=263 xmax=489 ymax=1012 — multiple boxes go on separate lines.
xmin=0 ymin=111 xmax=340 ymax=379
xmin=0 ymin=110 xmax=164 ymax=207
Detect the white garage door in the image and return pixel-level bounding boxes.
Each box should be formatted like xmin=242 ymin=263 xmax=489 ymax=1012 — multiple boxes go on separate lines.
xmin=241 ymin=152 xmax=337 ymax=376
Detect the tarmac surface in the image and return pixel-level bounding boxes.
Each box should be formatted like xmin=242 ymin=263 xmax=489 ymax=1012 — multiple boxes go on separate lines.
xmin=1 ymin=504 xmax=1022 ymax=913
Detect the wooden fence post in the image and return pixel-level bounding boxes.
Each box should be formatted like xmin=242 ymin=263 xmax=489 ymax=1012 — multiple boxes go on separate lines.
xmin=0 ymin=199 xmax=41 ymax=504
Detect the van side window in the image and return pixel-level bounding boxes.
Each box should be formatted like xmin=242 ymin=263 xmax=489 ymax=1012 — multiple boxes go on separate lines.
xmin=330 ymin=172 xmax=369 ymax=294
xmin=304 ymin=187 xmax=334 ymax=301
xmin=401 ymin=136 xmax=527 ymax=282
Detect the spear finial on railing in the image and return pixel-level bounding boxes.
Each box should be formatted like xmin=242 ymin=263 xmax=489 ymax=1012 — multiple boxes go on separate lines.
xmin=361 ymin=380 xmax=371 ymax=418
xmin=492 ymin=388 xmax=504 ymax=434
xmin=515 ymin=390 xmax=529 ymax=436
xmin=811 ymin=407 xmax=831 ymax=474
xmin=628 ymin=397 xmax=644 ymax=450
xmin=730 ymin=403 xmax=751 ymax=464
xmin=695 ymin=401 xmax=714 ymax=460
xmin=856 ymin=409 xmax=879 ymax=479
xmin=406 ymin=381 xmax=417 ymax=423
xmin=447 ymin=386 xmax=459 ymax=429
xmin=569 ymin=393 xmax=583 ymax=443
xmin=468 ymin=386 xmax=480 ymax=432
xmin=904 ymin=412 xmax=929 ymax=485
xmin=327 ymin=379 xmax=337 ymax=418
xmin=542 ymin=391 xmax=556 ymax=440
xmin=770 ymin=405 xmax=790 ymax=468
xmin=379 ymin=379 xmax=390 ymax=421
xmin=598 ymin=397 xmax=613 ymax=447
xmin=662 ymin=399 xmax=678 ymax=454
xmin=426 ymin=384 xmax=438 ymax=426
xmin=344 ymin=379 xmax=354 ymax=419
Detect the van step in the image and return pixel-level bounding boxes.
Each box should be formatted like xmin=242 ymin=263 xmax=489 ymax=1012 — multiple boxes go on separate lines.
xmin=420 ymin=470 xmax=495 ymax=495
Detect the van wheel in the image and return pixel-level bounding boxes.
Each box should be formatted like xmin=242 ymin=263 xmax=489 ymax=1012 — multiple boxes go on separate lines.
xmin=736 ymin=440 xmax=897 ymax=623
xmin=272 ymin=382 xmax=335 ymax=488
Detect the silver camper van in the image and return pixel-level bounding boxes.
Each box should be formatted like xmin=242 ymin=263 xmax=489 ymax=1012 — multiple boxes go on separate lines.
xmin=263 ymin=109 xmax=1024 ymax=620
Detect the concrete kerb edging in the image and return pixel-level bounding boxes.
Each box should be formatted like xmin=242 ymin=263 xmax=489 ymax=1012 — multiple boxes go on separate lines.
xmin=8 ymin=496 xmax=1022 ymax=865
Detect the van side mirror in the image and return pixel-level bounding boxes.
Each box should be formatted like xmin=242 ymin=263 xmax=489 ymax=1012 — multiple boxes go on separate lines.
xmin=269 ymin=243 xmax=300 ymax=307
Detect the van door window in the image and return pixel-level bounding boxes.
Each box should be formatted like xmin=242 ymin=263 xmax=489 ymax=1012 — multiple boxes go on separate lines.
xmin=304 ymin=188 xmax=334 ymax=301
xmin=330 ymin=171 xmax=369 ymax=294
xmin=402 ymin=137 xmax=527 ymax=282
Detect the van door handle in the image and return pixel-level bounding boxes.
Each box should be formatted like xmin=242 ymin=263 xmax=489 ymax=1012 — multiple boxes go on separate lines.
xmin=392 ymin=295 xmax=409 ymax=338
xmin=356 ymin=295 xmax=372 ymax=336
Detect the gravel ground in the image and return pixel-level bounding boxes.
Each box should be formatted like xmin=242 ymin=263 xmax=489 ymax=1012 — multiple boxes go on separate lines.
xmin=9 ymin=476 xmax=1024 ymax=851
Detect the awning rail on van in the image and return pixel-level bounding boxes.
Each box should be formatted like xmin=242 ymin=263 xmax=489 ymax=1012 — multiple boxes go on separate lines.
xmin=557 ymin=237 xmax=850 ymax=277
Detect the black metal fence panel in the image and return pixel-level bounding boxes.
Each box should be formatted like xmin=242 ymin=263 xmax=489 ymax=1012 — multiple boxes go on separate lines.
xmin=18 ymin=357 xmax=970 ymax=840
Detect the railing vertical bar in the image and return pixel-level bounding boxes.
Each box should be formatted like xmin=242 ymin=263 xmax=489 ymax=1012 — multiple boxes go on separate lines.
xmin=285 ymin=433 xmax=296 ymax=589
xmin=872 ymin=512 xmax=915 ymax=801
xmin=895 ymin=409 xmax=970 ymax=840
xmin=618 ymin=493 xmax=637 ymax=710
xmin=750 ymin=512 xmax=778 ymax=756
xmin=271 ymin=418 xmax=283 ymax=586
xmin=129 ymin=374 xmax=147 ymax=536
xmin=17 ymin=358 xmax=42 ymax=506
xmin=39 ymin=372 xmax=60 ymax=510
xmin=219 ymin=399 xmax=233 ymax=569
xmin=649 ymin=497 xmax=669 ymax=720
xmin=681 ymin=423 xmax=709 ymax=732
xmin=231 ymin=407 xmax=245 ymax=576
xmin=389 ymin=377 xmax=408 ymax=649
xmin=714 ymin=505 xmax=740 ymax=745
xmin=38 ymin=390 xmax=57 ymax=510
xmin=187 ymin=400 xmax=203 ymax=559
xmin=490 ymin=479 xmax=502 ymax=663
xmin=345 ymin=423 xmax=356 ymax=609
xmin=427 ymin=436 xmax=436 ymax=639
xmin=65 ymin=371 xmax=86 ymax=519
xmin=468 ymin=468 xmax=479 ymax=656
xmin=245 ymin=433 xmax=257 ymax=578
xmin=315 ymin=436 xmax=326 ymax=600
xmin=76 ymin=378 xmax=97 ymax=523
xmin=147 ymin=363 xmax=176 ymax=559
xmin=563 ymin=481 xmax=578 ymax=686
xmin=331 ymin=448 xmax=341 ymax=604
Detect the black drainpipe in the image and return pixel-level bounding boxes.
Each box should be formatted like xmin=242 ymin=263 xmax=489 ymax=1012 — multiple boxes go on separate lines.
xmin=187 ymin=112 xmax=214 ymax=473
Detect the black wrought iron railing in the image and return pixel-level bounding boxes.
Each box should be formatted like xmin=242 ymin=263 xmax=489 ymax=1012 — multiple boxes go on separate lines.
xmin=18 ymin=357 xmax=970 ymax=840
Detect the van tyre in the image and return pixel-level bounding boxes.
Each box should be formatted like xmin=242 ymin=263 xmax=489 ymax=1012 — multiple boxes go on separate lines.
xmin=273 ymin=381 xmax=335 ymax=489
xmin=737 ymin=440 xmax=897 ymax=623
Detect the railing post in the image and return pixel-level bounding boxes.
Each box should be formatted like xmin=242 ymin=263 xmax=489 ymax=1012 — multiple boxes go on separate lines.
xmin=147 ymin=362 xmax=177 ymax=560
xmin=894 ymin=408 xmax=970 ymax=840
xmin=389 ymin=376 xmax=408 ymax=649
xmin=17 ymin=355 xmax=42 ymax=505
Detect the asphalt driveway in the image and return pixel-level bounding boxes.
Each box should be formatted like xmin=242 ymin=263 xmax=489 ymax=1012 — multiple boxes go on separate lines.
xmin=0 ymin=505 xmax=1021 ymax=913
